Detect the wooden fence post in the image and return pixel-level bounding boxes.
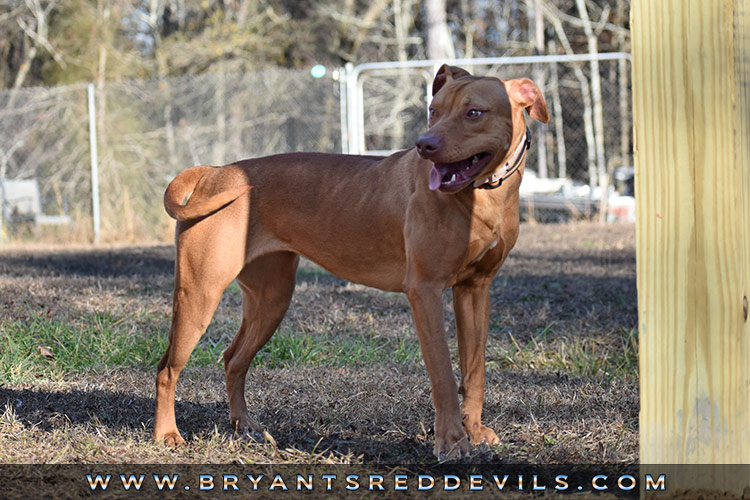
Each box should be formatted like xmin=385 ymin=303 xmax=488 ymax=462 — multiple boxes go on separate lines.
xmin=632 ymin=0 xmax=750 ymax=488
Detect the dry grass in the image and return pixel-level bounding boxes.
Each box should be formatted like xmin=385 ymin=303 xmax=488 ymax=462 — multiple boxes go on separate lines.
xmin=0 ymin=222 xmax=638 ymax=464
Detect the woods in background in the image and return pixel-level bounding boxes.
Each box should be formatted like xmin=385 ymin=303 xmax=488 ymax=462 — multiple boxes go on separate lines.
xmin=1 ymin=0 xmax=629 ymax=89
xmin=0 ymin=0 xmax=631 ymax=242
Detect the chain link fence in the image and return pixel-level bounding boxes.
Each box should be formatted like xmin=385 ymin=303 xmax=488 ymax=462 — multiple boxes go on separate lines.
xmin=0 ymin=57 xmax=631 ymax=243
xmin=96 ymin=69 xmax=342 ymax=241
xmin=0 ymin=83 xmax=91 ymax=240
xmin=0 ymin=68 xmax=342 ymax=242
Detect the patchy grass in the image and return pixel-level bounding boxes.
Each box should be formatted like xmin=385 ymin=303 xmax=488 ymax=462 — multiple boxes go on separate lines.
xmin=1 ymin=312 xmax=215 ymax=383
xmin=252 ymin=328 xmax=423 ymax=368
xmin=1 ymin=314 xmax=423 ymax=384
xmin=486 ymin=327 xmax=638 ymax=380
xmin=1 ymin=306 xmax=632 ymax=385
xmin=2 ymin=314 xmax=164 ymax=383
xmin=0 ymin=222 xmax=638 ymax=465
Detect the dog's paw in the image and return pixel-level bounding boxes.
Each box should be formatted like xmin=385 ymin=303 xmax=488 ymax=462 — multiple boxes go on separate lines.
xmin=231 ymin=413 xmax=264 ymax=435
xmin=433 ymin=421 xmax=470 ymax=461
xmin=159 ymin=432 xmax=186 ymax=447
xmin=466 ymin=423 xmax=500 ymax=446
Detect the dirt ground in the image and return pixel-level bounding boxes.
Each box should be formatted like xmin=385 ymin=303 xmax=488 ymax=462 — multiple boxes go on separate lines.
xmin=0 ymin=222 xmax=638 ymax=465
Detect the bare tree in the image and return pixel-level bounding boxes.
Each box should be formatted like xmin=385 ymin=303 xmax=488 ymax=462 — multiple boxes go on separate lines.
xmin=540 ymin=0 xmax=597 ymax=188
xmin=318 ymin=0 xmax=390 ymax=62
xmin=616 ymin=0 xmax=630 ymax=166
xmin=7 ymin=0 xmax=64 ymax=104
xmin=424 ymin=0 xmax=454 ymax=60
xmin=548 ymin=39 xmax=566 ymax=178
xmin=459 ymin=0 xmax=475 ymax=59
xmin=528 ymin=0 xmax=547 ymax=177
xmin=574 ymin=0 xmax=607 ymax=217
xmin=391 ymin=0 xmax=414 ymax=149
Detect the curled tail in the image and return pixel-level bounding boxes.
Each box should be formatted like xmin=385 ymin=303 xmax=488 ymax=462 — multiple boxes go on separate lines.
xmin=164 ymin=165 xmax=252 ymax=221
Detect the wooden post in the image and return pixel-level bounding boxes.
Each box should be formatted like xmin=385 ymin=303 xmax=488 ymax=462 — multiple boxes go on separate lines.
xmin=632 ymin=0 xmax=750 ymax=488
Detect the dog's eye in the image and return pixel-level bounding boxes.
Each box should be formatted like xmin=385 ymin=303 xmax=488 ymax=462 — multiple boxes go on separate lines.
xmin=429 ymin=107 xmax=436 ymax=118
xmin=467 ymin=109 xmax=484 ymax=119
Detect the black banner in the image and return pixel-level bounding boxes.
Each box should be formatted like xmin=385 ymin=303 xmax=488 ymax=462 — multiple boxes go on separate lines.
xmin=2 ymin=464 xmax=748 ymax=499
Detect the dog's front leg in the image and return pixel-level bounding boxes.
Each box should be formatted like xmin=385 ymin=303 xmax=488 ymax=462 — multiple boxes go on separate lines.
xmin=406 ymin=283 xmax=469 ymax=459
xmin=453 ymin=281 xmax=500 ymax=446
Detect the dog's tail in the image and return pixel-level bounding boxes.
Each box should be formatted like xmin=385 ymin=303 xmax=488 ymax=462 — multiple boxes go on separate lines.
xmin=164 ymin=166 xmax=252 ymax=221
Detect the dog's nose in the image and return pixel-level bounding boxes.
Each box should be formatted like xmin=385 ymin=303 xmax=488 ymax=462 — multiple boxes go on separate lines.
xmin=416 ymin=134 xmax=441 ymax=158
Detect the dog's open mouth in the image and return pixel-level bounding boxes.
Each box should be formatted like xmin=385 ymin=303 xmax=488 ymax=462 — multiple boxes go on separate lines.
xmin=428 ymin=152 xmax=493 ymax=192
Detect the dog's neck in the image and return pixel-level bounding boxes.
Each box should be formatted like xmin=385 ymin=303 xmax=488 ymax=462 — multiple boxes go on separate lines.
xmin=472 ymin=126 xmax=531 ymax=190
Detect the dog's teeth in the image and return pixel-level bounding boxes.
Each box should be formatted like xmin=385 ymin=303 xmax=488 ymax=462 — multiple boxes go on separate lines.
xmin=450 ymin=173 xmax=457 ymax=183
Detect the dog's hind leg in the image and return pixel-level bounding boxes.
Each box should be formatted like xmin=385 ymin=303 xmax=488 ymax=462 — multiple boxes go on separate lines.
xmin=154 ymin=222 xmax=247 ymax=446
xmin=223 ymin=251 xmax=299 ymax=436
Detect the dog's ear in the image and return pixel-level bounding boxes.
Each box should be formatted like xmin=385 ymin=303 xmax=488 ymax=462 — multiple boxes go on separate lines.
xmin=432 ymin=65 xmax=471 ymax=96
xmin=505 ymin=78 xmax=549 ymax=123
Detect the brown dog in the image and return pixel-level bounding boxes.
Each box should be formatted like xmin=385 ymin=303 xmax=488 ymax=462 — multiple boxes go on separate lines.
xmin=154 ymin=65 xmax=548 ymax=459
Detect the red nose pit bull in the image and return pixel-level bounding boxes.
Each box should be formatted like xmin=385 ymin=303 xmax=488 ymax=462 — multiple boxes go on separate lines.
xmin=154 ymin=65 xmax=549 ymax=460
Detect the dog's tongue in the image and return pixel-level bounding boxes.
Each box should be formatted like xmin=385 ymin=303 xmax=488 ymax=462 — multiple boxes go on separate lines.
xmin=429 ymin=165 xmax=442 ymax=190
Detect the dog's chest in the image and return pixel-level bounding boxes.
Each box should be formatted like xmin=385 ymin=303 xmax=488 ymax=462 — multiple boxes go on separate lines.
xmin=465 ymin=233 xmax=501 ymax=268
xmin=460 ymin=215 xmax=518 ymax=278
xmin=451 ymin=235 xmax=504 ymax=286
xmin=471 ymin=238 xmax=498 ymax=264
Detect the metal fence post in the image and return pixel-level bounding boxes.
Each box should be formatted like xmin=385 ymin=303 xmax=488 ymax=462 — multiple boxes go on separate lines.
xmin=87 ymin=83 xmax=101 ymax=244
xmin=345 ymin=63 xmax=358 ymax=154
xmin=339 ymin=64 xmax=350 ymax=154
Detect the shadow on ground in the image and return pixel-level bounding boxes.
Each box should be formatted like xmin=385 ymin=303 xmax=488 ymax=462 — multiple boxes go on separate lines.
xmin=1 ymin=223 xmax=638 ymax=464
xmin=1 ymin=361 xmax=637 ymax=464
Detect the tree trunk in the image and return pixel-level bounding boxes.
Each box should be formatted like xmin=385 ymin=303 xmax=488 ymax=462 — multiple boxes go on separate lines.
xmin=8 ymin=0 xmax=59 ymax=106
xmin=529 ymin=0 xmax=547 ymax=177
xmin=213 ymin=65 xmax=227 ymax=165
xmin=548 ymin=40 xmax=567 ymax=178
xmin=7 ymin=41 xmax=36 ymax=106
xmin=460 ymin=0 xmax=474 ymax=59
xmin=575 ymin=0 xmax=607 ymax=220
xmin=95 ymin=0 xmax=109 ymax=169
xmin=543 ymin=3 xmax=597 ymax=188
xmin=148 ymin=1 xmax=178 ymax=169
xmin=424 ymin=0 xmax=454 ymax=60
xmin=390 ymin=0 xmax=410 ymax=150
xmin=350 ymin=0 xmax=389 ymax=57
xmin=617 ymin=0 xmax=630 ymax=166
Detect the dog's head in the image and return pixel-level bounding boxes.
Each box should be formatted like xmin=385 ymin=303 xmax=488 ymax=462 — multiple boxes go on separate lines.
xmin=416 ymin=64 xmax=549 ymax=193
